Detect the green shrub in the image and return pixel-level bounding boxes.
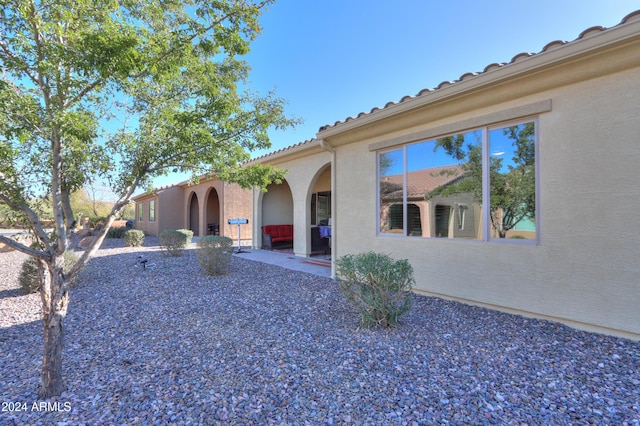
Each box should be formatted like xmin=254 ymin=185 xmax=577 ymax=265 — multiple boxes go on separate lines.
xmin=196 ymin=235 xmax=233 ymax=275
xmin=106 ymin=226 xmax=127 ymax=239
xmin=160 ymin=229 xmax=193 ymax=257
xmin=336 ymin=252 xmax=414 ymax=328
xmin=87 ymin=216 xmax=107 ymax=231
xmin=177 ymin=229 xmax=194 ymax=243
xmin=124 ymin=229 xmax=145 ymax=247
xmin=19 ymin=251 xmax=79 ymax=294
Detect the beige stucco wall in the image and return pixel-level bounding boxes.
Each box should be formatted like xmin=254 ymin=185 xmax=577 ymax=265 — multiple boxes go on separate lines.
xmin=261 ymin=180 xmax=294 ymax=227
xmin=330 ymin=61 xmax=640 ymax=338
xmin=313 ymin=168 xmax=331 ymax=192
xmin=242 ymin=18 xmax=640 ymax=338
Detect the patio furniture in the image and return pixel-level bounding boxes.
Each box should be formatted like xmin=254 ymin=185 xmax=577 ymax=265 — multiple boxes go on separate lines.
xmin=262 ymin=224 xmax=293 ymax=249
xmin=311 ymin=226 xmax=329 ymax=254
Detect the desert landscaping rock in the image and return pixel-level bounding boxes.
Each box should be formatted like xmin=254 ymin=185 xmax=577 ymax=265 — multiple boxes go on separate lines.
xmin=0 ymin=237 xmax=638 ymax=424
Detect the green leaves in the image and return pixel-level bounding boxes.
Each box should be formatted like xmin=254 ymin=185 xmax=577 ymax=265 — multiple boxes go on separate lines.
xmin=1 ymin=0 xmax=293 ymax=211
xmin=336 ymin=252 xmax=414 ymax=328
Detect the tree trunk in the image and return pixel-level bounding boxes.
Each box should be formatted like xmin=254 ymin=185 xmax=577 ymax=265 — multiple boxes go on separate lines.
xmin=38 ymin=259 xmax=69 ymax=398
xmin=61 ymin=186 xmax=75 ymax=229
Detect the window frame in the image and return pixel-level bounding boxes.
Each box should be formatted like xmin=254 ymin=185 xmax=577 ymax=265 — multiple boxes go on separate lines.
xmin=376 ymin=116 xmax=540 ymax=244
xmin=137 ymin=203 xmax=144 ymax=222
xmin=149 ymin=199 xmax=156 ymax=223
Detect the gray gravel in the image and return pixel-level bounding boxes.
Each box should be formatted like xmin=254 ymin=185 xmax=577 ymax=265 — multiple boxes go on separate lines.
xmin=1 ymin=237 xmax=639 ymax=425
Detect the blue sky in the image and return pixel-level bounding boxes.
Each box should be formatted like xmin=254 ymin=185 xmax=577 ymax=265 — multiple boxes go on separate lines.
xmin=152 ymin=0 xmax=638 ymax=188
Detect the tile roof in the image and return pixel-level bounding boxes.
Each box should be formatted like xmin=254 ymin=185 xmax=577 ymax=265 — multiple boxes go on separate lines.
xmin=248 ymin=138 xmax=318 ymax=163
xmin=248 ymin=10 xmax=640 ymax=164
xmin=318 ymin=10 xmax=640 ymax=133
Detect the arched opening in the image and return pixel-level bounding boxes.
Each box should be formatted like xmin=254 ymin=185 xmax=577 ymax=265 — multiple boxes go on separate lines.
xmin=205 ymin=188 xmax=220 ymax=235
xmin=261 ymin=179 xmax=293 ymax=249
xmin=189 ymin=193 xmax=200 ymax=235
xmin=307 ymin=164 xmax=332 ymax=256
xmin=262 ymin=180 xmax=293 ymax=225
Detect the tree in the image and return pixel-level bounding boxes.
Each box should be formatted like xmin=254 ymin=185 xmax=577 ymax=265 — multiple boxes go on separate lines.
xmin=431 ymin=123 xmax=535 ymax=238
xmin=83 ymin=182 xmax=114 ymax=217
xmin=66 ymin=186 xmax=113 ymax=222
xmin=0 ymin=0 xmax=295 ymax=398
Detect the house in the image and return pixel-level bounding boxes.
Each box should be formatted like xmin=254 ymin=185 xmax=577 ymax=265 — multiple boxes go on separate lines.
xmin=142 ymin=10 xmax=640 ymax=339
xmin=133 ymin=176 xmax=252 ymax=242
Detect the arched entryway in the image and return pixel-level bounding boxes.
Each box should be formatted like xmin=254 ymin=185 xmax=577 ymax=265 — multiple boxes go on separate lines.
xmin=262 ymin=180 xmax=293 ymax=225
xmin=260 ymin=179 xmax=293 ymax=248
xmin=188 ymin=192 xmax=200 ymax=235
xmin=307 ymin=163 xmax=332 ymax=256
xmin=205 ymin=187 xmax=221 ymax=235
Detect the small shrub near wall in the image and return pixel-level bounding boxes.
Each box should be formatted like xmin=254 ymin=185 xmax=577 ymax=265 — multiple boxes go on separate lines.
xmin=336 ymin=252 xmax=414 ymax=328
xmin=177 ymin=229 xmax=194 ymax=244
xmin=160 ymin=229 xmax=193 ymax=257
xmin=106 ymin=226 xmax=128 ymax=239
xmin=124 ymin=229 xmax=145 ymax=247
xmin=196 ymin=235 xmax=233 ymax=276
xmin=19 ymin=251 xmax=79 ymax=294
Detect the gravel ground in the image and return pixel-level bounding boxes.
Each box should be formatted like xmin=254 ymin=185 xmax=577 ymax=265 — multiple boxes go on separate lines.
xmin=1 ymin=237 xmax=639 ymax=425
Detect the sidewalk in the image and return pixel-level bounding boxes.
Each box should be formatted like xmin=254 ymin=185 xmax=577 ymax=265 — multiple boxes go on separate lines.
xmin=232 ymin=247 xmax=332 ymax=278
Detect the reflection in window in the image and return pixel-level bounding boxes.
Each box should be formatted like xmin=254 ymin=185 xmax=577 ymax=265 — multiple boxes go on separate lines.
xmin=407 ymin=204 xmax=422 ymax=236
xmin=488 ymin=122 xmax=536 ymax=240
xmin=376 ymin=120 xmax=537 ymax=242
xmin=457 ymin=205 xmax=467 ymax=230
xmin=379 ymin=149 xmax=404 ymax=234
xmin=404 ymin=131 xmax=482 ymax=239
xmin=138 ymin=204 xmax=143 ymax=222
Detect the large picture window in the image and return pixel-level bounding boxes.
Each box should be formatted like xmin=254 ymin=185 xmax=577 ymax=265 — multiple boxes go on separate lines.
xmin=377 ymin=119 xmax=537 ymax=242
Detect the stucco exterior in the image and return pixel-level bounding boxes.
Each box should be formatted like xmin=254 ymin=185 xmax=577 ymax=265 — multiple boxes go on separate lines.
xmin=133 ymin=177 xmax=253 ymax=242
xmin=133 ymin=185 xmax=183 ymax=237
xmin=140 ymin=12 xmax=640 ymax=339
xmin=247 ymin=12 xmax=640 ymax=339
xmin=331 ymin=16 xmax=640 ymax=338
xmin=250 ymin=144 xmax=332 ymax=256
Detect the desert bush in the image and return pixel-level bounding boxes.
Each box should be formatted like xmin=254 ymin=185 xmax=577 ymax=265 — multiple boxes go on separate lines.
xmin=124 ymin=229 xmax=145 ymax=247
xmin=196 ymin=235 xmax=233 ymax=275
xmin=87 ymin=215 xmax=107 ymax=231
xmin=336 ymin=252 xmax=414 ymax=328
xmin=19 ymin=251 xmax=79 ymax=294
xmin=106 ymin=226 xmax=127 ymax=239
xmin=160 ymin=229 xmax=193 ymax=257
xmin=177 ymin=229 xmax=194 ymax=242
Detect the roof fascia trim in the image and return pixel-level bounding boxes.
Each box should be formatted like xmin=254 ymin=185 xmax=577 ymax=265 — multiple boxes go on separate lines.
xmin=245 ymin=139 xmax=322 ymax=165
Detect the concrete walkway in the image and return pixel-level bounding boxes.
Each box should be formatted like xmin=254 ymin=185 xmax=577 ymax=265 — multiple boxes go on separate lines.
xmin=232 ymin=248 xmax=332 ymax=278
